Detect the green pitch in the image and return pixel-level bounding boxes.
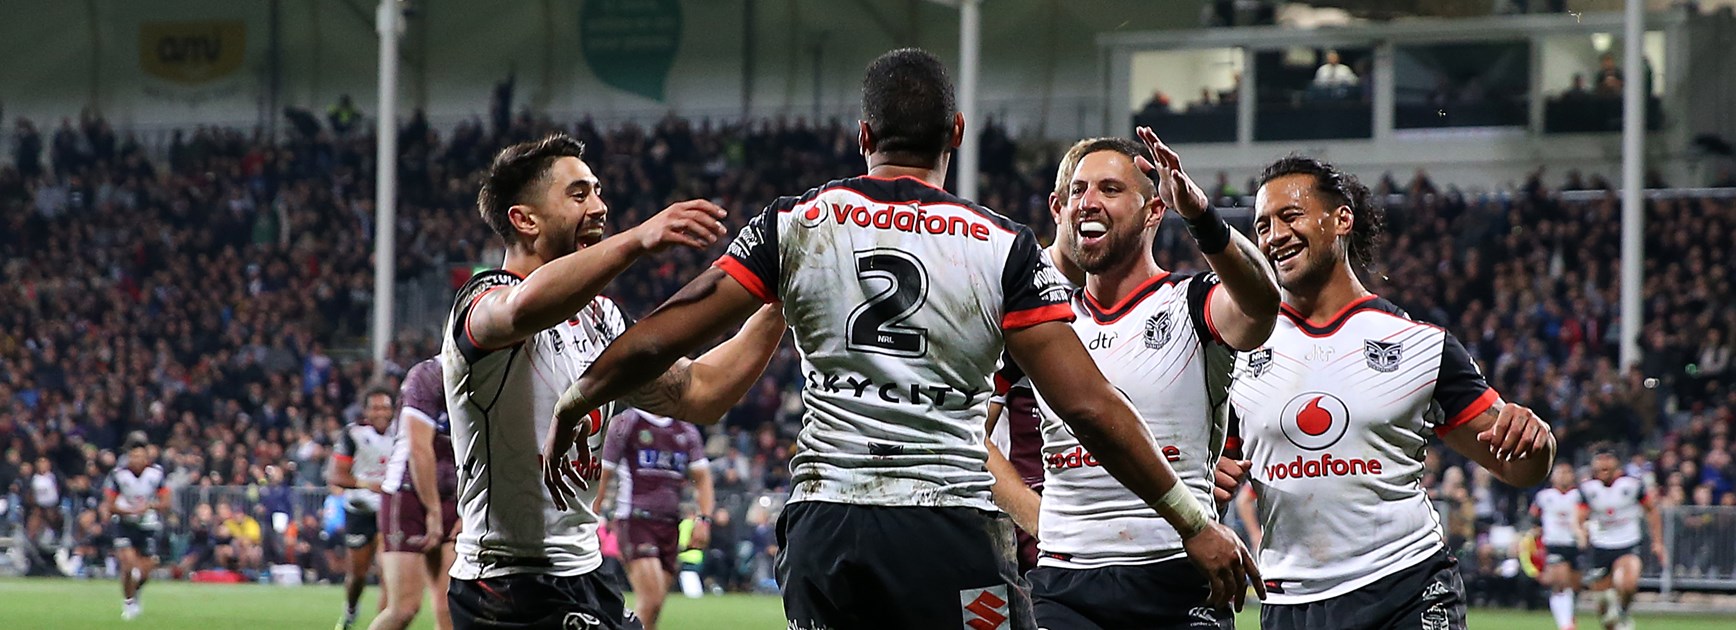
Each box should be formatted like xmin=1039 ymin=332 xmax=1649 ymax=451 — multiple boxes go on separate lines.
xmin=1 ymin=577 xmax=1730 ymax=629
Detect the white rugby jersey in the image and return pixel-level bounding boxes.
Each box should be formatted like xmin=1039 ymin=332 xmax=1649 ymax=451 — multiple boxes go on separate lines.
xmin=1024 ymin=271 xmax=1234 ymax=569
xmin=1227 ymin=295 xmax=1498 ymax=604
xmin=1531 ymin=487 xmax=1583 ymax=547
xmin=1579 ymin=476 xmax=1648 ymax=549
xmin=442 ymin=269 xmax=627 ymax=579
xmin=715 ymin=175 xmax=1073 ymax=511
xmin=336 ymin=421 xmax=394 ymax=513
xmin=105 ymin=464 xmax=168 ymax=528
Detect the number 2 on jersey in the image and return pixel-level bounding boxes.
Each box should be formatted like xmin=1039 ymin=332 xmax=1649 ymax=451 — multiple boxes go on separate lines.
xmin=846 ymin=249 xmax=930 ymax=357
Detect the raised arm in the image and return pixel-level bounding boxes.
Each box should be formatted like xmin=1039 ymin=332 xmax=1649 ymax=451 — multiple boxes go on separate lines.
xmin=541 ymin=269 xmax=771 ymax=510
xmin=465 ymin=200 xmax=727 ymax=350
xmin=1007 ymin=320 xmax=1263 ymax=609
xmin=1134 ymin=126 xmax=1278 ymax=351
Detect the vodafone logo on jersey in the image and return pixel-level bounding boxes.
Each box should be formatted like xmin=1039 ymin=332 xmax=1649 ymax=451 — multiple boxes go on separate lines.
xmin=1278 ymin=392 xmax=1350 ymax=451
xmin=1267 ymin=392 xmax=1384 ymax=480
xmin=796 ymin=200 xmax=993 ymax=241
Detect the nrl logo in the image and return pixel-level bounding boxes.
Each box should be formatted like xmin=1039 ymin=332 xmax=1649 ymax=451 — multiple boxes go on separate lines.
xmin=1364 ymin=340 xmax=1403 ymax=373
xmin=1246 ymin=348 xmax=1273 ymax=377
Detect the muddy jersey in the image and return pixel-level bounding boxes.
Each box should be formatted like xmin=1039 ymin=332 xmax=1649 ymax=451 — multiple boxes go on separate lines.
xmin=383 ymin=358 xmax=458 ymax=498
xmin=336 ymin=421 xmax=394 ymax=513
xmin=1531 ymin=487 xmax=1583 ymax=547
xmin=442 ymin=269 xmax=628 ymax=580
xmin=1579 ymin=476 xmax=1648 ymax=549
xmin=1023 ymin=272 xmax=1233 ymax=568
xmin=1227 ymin=295 xmax=1498 ymax=604
xmin=715 ymin=175 xmax=1073 ymax=511
xmin=600 ymin=409 xmax=707 ymax=522
xmin=105 ymin=464 xmax=168 ymax=529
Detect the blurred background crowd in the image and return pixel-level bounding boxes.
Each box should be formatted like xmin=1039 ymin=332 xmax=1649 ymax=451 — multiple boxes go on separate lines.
xmin=0 ymin=105 xmax=1731 ymax=596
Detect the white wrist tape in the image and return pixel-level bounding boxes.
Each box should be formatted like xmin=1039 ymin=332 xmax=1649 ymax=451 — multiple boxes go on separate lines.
xmin=1156 ymin=483 xmax=1212 ymax=539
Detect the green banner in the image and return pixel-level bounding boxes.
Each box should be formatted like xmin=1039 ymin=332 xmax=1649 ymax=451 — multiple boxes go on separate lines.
xmin=580 ymin=0 xmax=683 ymax=102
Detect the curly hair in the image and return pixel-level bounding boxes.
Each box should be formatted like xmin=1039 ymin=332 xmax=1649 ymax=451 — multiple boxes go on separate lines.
xmin=1257 ymin=155 xmax=1386 ymax=270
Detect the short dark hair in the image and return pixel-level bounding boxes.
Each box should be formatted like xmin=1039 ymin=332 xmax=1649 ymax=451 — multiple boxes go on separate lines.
xmin=477 ymin=133 xmax=587 ymax=241
xmin=1257 ymin=156 xmax=1385 ymax=270
xmin=361 ymin=384 xmax=396 ymax=405
xmin=862 ymin=48 xmax=956 ymax=166
xmin=1063 ymin=137 xmax=1156 ymax=198
xmin=125 ymin=431 xmax=150 ymax=451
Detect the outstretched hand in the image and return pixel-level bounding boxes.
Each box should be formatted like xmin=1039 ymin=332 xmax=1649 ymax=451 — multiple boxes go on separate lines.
xmin=1131 ymin=126 xmax=1211 ymax=220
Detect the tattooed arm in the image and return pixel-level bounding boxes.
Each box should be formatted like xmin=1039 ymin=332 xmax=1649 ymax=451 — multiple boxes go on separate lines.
xmin=621 ymin=302 xmax=786 ymax=424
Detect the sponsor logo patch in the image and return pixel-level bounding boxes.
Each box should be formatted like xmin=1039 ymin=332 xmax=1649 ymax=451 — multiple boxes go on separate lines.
xmin=960 ymin=585 xmax=1009 ymax=630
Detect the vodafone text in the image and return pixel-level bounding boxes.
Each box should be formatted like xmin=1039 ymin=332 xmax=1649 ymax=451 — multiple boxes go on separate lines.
xmin=810 ymin=202 xmax=992 ymax=241
xmin=1047 ymin=444 xmax=1182 ymax=471
xmin=1263 ymin=453 xmax=1383 ymax=480
xmin=804 ymin=370 xmax=983 ymax=408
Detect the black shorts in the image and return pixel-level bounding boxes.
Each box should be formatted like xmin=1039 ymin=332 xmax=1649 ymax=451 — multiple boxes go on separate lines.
xmin=1029 ymin=559 xmax=1234 ymax=629
xmin=345 ymin=508 xmax=379 ymax=549
xmin=449 ymin=571 xmax=626 ymax=630
xmin=1586 ymin=545 xmax=1638 ymax=577
xmin=1260 ymin=550 xmax=1466 ymax=630
xmin=1544 ymin=545 xmax=1581 ymax=568
xmin=112 ymin=522 xmax=161 ymax=559
xmin=776 ymin=501 xmax=1034 ymax=630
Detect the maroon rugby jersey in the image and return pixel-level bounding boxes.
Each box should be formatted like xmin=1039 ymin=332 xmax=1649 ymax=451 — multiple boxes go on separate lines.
xmin=601 ymin=409 xmax=707 ymax=521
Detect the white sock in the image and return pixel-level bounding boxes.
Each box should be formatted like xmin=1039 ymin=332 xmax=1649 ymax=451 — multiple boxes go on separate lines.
xmin=343 ymin=605 xmax=357 ymax=620
xmin=1548 ymin=590 xmax=1574 ymax=629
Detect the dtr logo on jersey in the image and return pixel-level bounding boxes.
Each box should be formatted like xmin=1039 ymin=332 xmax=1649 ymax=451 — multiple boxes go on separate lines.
xmin=1144 ymin=312 xmax=1174 ymax=349
xmin=960 ymin=585 xmax=1009 ymax=630
xmin=1364 ymin=340 xmax=1404 ymax=372
xmin=1278 ymin=392 xmax=1351 ymax=451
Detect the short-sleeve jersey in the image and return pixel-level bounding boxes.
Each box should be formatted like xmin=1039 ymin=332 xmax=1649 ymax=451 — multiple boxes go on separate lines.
xmin=989 ymin=250 xmax=1079 ymax=491
xmin=105 ymin=464 xmax=168 ymax=529
xmin=1025 ymin=272 xmax=1234 ymax=568
xmin=1227 ymin=295 xmax=1499 ymax=604
xmin=442 ymin=269 xmax=628 ymax=580
xmin=714 ymin=175 xmax=1073 ymax=511
xmin=1579 ymin=476 xmax=1648 ymax=549
xmin=336 ymin=421 xmax=394 ymax=513
xmin=1531 ymin=487 xmax=1583 ymax=547
xmin=600 ymin=409 xmax=708 ymax=522
xmin=383 ymin=358 xmax=458 ymax=498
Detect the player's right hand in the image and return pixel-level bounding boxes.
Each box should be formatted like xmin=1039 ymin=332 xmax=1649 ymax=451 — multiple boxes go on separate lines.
xmin=423 ymin=510 xmax=444 ymax=551
xmin=1182 ymin=521 xmax=1265 ymax=611
xmin=1212 ymin=457 xmax=1252 ymax=507
xmin=630 ymin=199 xmax=729 ymax=252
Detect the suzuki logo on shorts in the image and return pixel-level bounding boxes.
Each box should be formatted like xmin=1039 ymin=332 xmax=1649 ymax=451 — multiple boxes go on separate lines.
xmin=960 ymin=586 xmax=1009 ymax=630
xmin=1279 ymin=392 xmax=1351 ymax=451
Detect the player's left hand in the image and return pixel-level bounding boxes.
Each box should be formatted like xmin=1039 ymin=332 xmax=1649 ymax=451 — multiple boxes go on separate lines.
xmin=540 ymin=416 xmax=593 ymax=511
xmin=1132 ymin=126 xmax=1212 ymax=220
xmin=1212 ymin=457 xmax=1252 ymax=508
xmin=1475 ymin=402 xmax=1551 ymax=461
xmin=1652 ymin=541 xmax=1668 ymax=566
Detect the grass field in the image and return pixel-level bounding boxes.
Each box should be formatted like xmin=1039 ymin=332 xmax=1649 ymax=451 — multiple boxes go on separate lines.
xmin=0 ymin=577 xmax=1730 ymax=629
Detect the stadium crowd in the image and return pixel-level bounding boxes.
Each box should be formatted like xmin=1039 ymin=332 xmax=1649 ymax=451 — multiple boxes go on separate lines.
xmin=1 ymin=109 xmax=1732 ymax=595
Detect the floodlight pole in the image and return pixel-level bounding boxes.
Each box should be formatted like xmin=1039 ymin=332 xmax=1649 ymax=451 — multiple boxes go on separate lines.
xmin=373 ymin=0 xmax=402 ymax=377
xmin=1618 ymin=0 xmax=1644 ymax=370
xmin=957 ymin=0 xmax=981 ymax=201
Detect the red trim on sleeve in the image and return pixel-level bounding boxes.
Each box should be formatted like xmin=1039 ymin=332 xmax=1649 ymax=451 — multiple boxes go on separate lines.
xmin=1640 ymin=491 xmax=1653 ymax=508
xmin=713 ymin=256 xmax=775 ymax=303
xmin=1434 ymin=388 xmax=1499 ymax=437
xmin=104 ymin=489 xmax=118 ymax=499
xmin=463 ymin=286 xmax=512 ymax=352
xmin=158 ymin=487 xmax=171 ymax=497
xmin=993 ymin=373 xmax=1012 ymax=396
xmin=333 ymin=454 xmax=354 ymax=464
xmin=1002 ymin=303 xmax=1075 ymax=330
xmin=1202 ymin=283 xmax=1226 ymax=343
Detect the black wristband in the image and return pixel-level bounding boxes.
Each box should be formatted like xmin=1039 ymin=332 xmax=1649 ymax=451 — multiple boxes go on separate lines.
xmin=1185 ymin=208 xmax=1232 ymax=255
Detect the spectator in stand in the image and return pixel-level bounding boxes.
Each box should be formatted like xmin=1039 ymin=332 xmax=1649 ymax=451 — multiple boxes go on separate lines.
xmin=328 ymin=95 xmax=363 ymax=136
xmin=1313 ymin=50 xmax=1358 ymax=88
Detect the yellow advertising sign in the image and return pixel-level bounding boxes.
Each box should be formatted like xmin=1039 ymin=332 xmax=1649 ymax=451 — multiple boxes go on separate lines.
xmin=138 ymin=20 xmax=246 ymax=85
